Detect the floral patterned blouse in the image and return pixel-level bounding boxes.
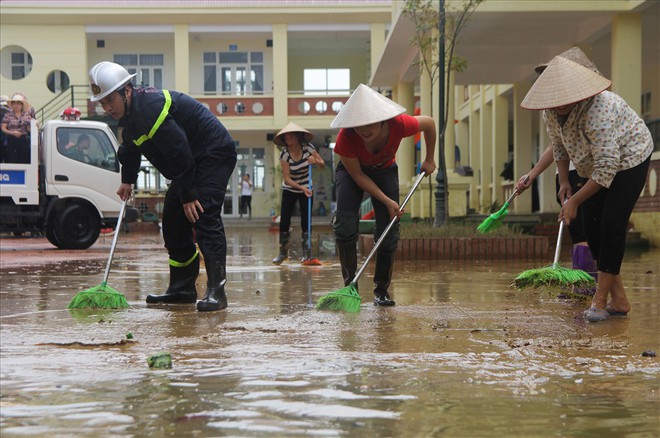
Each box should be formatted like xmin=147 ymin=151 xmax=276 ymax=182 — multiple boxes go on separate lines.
xmin=1 ymin=110 xmax=32 ymax=136
xmin=544 ymin=90 xmax=653 ymax=188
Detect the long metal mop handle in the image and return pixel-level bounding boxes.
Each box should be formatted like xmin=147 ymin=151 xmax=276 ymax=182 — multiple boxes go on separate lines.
xmin=103 ymin=200 xmax=127 ymax=283
xmin=352 ymin=171 xmax=426 ymax=283
xmin=308 ymin=164 xmax=313 ymax=251
xmin=503 ymin=176 xmax=528 ymax=207
xmin=552 ymin=219 xmax=565 ymax=267
xmin=503 ymin=188 xmax=519 ymax=207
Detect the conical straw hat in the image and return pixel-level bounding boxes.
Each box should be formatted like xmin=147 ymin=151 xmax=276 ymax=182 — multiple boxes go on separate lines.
xmin=534 ymin=46 xmax=601 ymax=74
xmin=330 ymin=83 xmax=406 ymax=128
xmin=521 ymin=56 xmax=611 ymax=110
xmin=273 ymin=122 xmax=313 ymax=146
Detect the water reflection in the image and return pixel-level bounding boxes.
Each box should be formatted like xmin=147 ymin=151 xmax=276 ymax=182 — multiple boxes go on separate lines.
xmin=1 ymin=228 xmax=659 ymax=436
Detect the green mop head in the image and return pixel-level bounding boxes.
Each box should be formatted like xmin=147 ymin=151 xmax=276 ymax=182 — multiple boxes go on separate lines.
xmin=477 ymin=202 xmax=510 ymax=233
xmin=514 ymin=263 xmax=596 ymax=290
xmin=316 ymin=283 xmax=361 ymax=313
xmin=67 ymin=281 xmax=129 ymax=309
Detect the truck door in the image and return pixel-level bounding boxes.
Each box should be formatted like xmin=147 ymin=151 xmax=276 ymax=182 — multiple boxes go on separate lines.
xmin=47 ymin=125 xmax=121 ymax=214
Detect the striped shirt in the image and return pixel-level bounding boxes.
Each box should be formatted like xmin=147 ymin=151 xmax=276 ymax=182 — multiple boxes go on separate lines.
xmin=279 ymin=142 xmax=316 ymax=193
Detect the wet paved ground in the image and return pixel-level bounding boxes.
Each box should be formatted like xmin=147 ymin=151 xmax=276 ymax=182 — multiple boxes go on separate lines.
xmin=1 ymin=224 xmax=659 ymax=437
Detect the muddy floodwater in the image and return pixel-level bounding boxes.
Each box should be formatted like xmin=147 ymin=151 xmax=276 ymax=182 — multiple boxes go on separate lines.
xmin=1 ymin=224 xmax=659 ymax=437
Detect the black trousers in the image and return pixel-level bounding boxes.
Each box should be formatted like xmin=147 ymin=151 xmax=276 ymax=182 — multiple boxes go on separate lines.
xmin=334 ymin=162 xmax=400 ymax=252
xmin=582 ymin=155 xmax=650 ymax=275
xmin=240 ymin=195 xmax=252 ymax=215
xmin=279 ymin=190 xmax=310 ymax=234
xmin=162 ymin=156 xmax=236 ymax=264
xmin=3 ymin=135 xmax=30 ymax=164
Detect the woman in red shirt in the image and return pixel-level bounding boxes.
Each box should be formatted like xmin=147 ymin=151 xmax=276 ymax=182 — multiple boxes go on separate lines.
xmin=331 ymin=84 xmax=436 ymax=306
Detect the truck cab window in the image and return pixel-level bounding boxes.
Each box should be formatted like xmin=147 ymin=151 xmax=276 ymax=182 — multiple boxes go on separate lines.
xmin=56 ymin=127 xmax=118 ymax=172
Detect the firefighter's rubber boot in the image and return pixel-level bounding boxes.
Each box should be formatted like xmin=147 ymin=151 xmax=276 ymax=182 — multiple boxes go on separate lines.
xmin=146 ymin=252 xmax=199 ymax=304
xmin=272 ymin=231 xmax=290 ymax=265
xmin=301 ymin=232 xmax=311 ymax=261
xmin=336 ymin=241 xmax=358 ymax=288
xmin=571 ymin=245 xmax=597 ymax=298
xmin=196 ymin=257 xmax=228 ymax=312
xmin=373 ymin=250 xmax=396 ymax=306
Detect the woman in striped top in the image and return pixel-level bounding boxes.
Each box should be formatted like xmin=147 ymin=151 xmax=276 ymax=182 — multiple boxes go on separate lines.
xmin=272 ymin=122 xmax=325 ymax=264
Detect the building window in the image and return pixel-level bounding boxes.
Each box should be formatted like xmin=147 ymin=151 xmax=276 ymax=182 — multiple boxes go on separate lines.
xmin=236 ymin=147 xmax=266 ymax=190
xmin=204 ymin=51 xmax=264 ymax=95
xmin=11 ymin=50 xmax=33 ymax=80
xmin=303 ymin=68 xmax=350 ymax=95
xmin=114 ymin=54 xmax=164 ymax=88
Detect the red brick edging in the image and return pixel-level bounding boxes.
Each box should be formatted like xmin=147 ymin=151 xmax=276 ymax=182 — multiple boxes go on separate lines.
xmin=359 ymin=235 xmax=549 ymax=260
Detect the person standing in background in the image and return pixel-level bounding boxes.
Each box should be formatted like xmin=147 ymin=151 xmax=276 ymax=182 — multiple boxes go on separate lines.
xmin=240 ymin=173 xmax=253 ymax=219
xmin=1 ymin=93 xmax=33 ymax=164
xmin=271 ymin=122 xmax=325 ymax=265
xmin=0 ymin=95 xmax=10 ymax=161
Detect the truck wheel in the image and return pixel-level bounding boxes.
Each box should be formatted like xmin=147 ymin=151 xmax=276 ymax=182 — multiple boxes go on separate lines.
xmin=53 ymin=204 xmax=101 ymax=249
xmin=45 ymin=224 xmax=62 ymax=248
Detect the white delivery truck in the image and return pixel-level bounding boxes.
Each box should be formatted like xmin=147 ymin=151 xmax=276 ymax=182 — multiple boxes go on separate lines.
xmin=0 ymin=114 xmax=137 ymax=249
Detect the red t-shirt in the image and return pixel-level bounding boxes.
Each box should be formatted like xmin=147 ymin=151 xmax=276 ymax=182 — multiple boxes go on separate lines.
xmin=333 ymin=114 xmax=420 ymax=168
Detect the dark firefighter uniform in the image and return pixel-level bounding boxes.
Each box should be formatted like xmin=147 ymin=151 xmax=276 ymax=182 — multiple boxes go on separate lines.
xmin=117 ymin=87 xmax=237 ymax=310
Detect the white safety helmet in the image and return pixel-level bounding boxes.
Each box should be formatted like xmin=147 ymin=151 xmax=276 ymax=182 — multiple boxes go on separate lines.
xmin=89 ymin=61 xmax=136 ymax=102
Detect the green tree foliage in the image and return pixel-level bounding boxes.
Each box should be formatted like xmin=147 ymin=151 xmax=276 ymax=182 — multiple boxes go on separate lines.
xmin=403 ymin=0 xmax=484 ymax=225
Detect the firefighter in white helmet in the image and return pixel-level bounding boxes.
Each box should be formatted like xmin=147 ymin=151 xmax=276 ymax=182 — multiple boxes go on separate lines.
xmin=89 ymin=61 xmax=237 ymax=312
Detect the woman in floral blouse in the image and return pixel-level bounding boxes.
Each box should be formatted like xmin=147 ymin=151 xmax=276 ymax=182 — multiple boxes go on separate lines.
xmin=522 ymin=56 xmax=653 ymax=322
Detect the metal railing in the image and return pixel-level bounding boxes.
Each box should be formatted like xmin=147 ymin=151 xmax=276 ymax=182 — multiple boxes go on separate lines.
xmin=34 ymin=85 xmax=91 ymax=124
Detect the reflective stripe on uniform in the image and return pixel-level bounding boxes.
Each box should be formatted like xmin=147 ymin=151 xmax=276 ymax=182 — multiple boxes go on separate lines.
xmin=133 ymin=89 xmax=172 ymax=147
xmin=169 ymin=249 xmax=199 ymax=268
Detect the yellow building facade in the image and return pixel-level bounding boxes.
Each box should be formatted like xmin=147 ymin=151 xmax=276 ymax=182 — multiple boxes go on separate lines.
xmin=1 ymin=0 xmax=658 ymax=243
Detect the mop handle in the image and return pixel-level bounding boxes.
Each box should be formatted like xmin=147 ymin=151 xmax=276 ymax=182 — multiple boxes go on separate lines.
xmin=103 ymin=200 xmax=127 ymax=283
xmin=553 ymin=218 xmax=565 ymax=267
xmin=308 ymin=163 xmax=312 ymax=250
xmin=503 ymin=188 xmax=519 ymax=206
xmin=353 ymin=172 xmax=426 ymax=283
xmin=503 ymin=176 xmax=528 ymax=207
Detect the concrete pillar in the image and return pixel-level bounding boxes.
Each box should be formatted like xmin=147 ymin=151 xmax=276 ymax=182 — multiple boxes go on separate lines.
xmin=396 ymin=81 xmax=415 ymax=182
xmin=611 ymin=13 xmax=642 ymax=114
xmin=468 ymin=88 xmax=481 ymax=212
xmin=538 ymin=120 xmax=557 ymax=213
xmin=444 ymin=71 xmax=456 ymax=173
xmin=513 ymin=81 xmax=533 ymax=213
xmin=370 ymin=23 xmax=386 ymax=80
xmin=420 ymin=69 xmax=432 ymax=119
xmin=272 ymin=24 xmax=288 ymax=128
xmin=492 ymin=87 xmax=509 ymax=206
xmin=174 ymin=25 xmax=189 ymax=93
xmin=480 ymin=88 xmax=493 ymax=210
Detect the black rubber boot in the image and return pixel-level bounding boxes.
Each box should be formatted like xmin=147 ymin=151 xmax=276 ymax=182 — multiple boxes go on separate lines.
xmin=301 ymin=232 xmax=311 ymax=261
xmin=272 ymin=231 xmax=290 ymax=265
xmin=146 ymin=253 xmax=199 ymax=304
xmin=336 ymin=241 xmax=358 ymax=287
xmin=196 ymin=256 xmax=228 ymax=312
xmin=373 ymin=250 xmax=396 ymax=306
